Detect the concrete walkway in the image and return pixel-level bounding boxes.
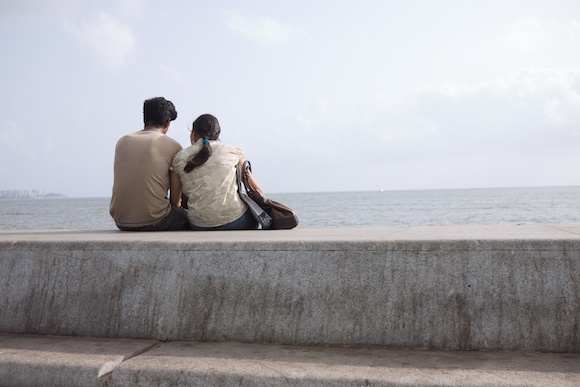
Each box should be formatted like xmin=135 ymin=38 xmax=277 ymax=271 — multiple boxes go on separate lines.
xmin=1 ymin=334 xmax=579 ymax=387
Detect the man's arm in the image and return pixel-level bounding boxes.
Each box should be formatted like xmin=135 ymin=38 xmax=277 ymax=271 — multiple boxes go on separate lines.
xmin=169 ymin=171 xmax=183 ymax=207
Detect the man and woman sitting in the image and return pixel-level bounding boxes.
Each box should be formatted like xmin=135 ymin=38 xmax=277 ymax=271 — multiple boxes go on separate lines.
xmin=110 ymin=97 xmax=263 ymax=231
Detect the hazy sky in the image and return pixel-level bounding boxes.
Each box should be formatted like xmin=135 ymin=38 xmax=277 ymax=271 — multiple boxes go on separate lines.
xmin=1 ymin=1 xmax=579 ymax=197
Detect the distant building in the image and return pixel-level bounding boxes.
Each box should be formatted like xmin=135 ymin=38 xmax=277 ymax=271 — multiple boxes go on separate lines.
xmin=0 ymin=190 xmax=66 ymax=199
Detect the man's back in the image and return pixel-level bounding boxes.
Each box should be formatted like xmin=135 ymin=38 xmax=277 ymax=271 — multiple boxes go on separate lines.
xmin=110 ymin=130 xmax=182 ymax=228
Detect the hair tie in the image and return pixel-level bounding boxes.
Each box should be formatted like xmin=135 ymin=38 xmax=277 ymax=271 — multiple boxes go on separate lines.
xmin=202 ymin=139 xmax=210 ymax=145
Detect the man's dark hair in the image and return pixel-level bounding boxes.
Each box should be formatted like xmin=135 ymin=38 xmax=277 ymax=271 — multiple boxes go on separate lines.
xmin=143 ymin=97 xmax=178 ymax=127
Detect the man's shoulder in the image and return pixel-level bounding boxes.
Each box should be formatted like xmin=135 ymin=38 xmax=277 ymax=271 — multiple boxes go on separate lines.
xmin=116 ymin=130 xmax=139 ymax=140
xmin=157 ymin=135 xmax=182 ymax=153
xmin=115 ymin=132 xmax=139 ymax=149
xmin=160 ymin=134 xmax=181 ymax=146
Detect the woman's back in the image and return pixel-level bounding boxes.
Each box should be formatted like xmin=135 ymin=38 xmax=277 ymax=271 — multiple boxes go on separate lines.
xmin=172 ymin=141 xmax=246 ymax=228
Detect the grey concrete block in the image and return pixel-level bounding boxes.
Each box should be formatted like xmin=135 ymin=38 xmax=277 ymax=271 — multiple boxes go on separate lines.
xmin=1 ymin=225 xmax=579 ymax=351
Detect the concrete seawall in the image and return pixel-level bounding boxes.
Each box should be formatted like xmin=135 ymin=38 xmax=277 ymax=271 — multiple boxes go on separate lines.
xmin=1 ymin=225 xmax=579 ymax=352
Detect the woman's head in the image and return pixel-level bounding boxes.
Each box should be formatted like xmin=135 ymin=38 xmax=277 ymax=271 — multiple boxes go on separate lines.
xmin=192 ymin=114 xmax=221 ymax=141
xmin=184 ymin=114 xmax=221 ymax=173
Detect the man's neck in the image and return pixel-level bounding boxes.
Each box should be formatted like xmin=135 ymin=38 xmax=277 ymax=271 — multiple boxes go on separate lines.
xmin=143 ymin=125 xmax=165 ymax=133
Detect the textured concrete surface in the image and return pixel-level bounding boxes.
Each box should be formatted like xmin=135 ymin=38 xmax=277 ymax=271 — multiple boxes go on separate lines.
xmin=1 ymin=225 xmax=579 ymax=351
xmin=0 ymin=334 xmax=157 ymax=387
xmin=1 ymin=334 xmax=579 ymax=387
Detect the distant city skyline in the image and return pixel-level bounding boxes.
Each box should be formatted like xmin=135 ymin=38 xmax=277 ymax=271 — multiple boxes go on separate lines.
xmin=1 ymin=1 xmax=579 ymax=197
xmin=0 ymin=189 xmax=66 ymax=199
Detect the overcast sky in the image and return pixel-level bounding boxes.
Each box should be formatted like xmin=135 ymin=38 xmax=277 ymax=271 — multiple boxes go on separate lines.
xmin=1 ymin=0 xmax=579 ymax=197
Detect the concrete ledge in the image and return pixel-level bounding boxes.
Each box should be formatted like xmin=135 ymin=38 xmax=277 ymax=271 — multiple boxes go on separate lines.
xmin=1 ymin=225 xmax=579 ymax=352
xmin=0 ymin=334 xmax=156 ymax=387
xmin=1 ymin=334 xmax=579 ymax=387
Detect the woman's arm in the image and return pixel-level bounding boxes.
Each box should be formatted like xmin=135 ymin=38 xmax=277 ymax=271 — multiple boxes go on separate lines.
xmin=239 ymin=160 xmax=265 ymax=196
xmin=170 ymin=171 xmax=183 ymax=207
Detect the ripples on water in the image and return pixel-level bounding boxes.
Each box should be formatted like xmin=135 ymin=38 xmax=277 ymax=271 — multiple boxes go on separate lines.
xmin=0 ymin=186 xmax=578 ymax=230
xmin=271 ymin=186 xmax=580 ymax=228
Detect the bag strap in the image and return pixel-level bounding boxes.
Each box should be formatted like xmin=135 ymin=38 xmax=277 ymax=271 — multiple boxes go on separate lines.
xmin=236 ymin=161 xmax=273 ymax=228
xmin=242 ymin=160 xmax=258 ymax=193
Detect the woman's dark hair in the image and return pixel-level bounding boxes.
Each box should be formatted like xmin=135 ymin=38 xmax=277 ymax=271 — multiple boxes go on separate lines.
xmin=143 ymin=97 xmax=177 ymax=127
xmin=184 ymin=114 xmax=221 ymax=173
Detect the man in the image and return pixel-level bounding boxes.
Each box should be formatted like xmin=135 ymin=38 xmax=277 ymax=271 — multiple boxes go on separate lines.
xmin=110 ymin=97 xmax=189 ymax=231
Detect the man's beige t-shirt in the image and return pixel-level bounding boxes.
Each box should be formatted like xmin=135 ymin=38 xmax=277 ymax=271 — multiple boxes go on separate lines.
xmin=110 ymin=131 xmax=182 ymax=227
xmin=171 ymin=141 xmax=246 ymax=228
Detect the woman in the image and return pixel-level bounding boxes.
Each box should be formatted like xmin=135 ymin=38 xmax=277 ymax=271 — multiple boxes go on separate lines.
xmin=171 ymin=114 xmax=264 ymax=230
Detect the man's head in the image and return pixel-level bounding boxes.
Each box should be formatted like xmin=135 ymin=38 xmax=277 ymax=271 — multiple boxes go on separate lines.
xmin=143 ymin=97 xmax=177 ymax=128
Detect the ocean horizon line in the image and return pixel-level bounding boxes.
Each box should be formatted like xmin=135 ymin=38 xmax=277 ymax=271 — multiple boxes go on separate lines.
xmin=28 ymin=184 xmax=580 ymax=200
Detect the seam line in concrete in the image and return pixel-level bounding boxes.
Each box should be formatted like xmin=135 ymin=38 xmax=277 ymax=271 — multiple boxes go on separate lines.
xmin=547 ymin=224 xmax=580 ymax=236
xmin=253 ymin=359 xmax=292 ymax=384
xmin=97 ymin=341 xmax=160 ymax=380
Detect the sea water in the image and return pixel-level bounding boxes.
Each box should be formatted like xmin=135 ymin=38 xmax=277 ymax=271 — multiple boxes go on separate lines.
xmin=0 ymin=186 xmax=578 ymax=230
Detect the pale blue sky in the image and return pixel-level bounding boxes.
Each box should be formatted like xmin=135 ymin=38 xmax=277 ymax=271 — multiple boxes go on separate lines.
xmin=1 ymin=0 xmax=579 ymax=197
